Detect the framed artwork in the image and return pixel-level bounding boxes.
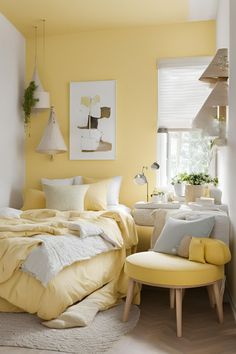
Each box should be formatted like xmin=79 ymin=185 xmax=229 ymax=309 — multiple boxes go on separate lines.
xmin=70 ymin=80 xmax=116 ymax=160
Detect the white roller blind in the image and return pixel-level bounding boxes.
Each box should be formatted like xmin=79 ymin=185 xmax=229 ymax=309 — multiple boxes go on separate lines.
xmin=158 ymin=57 xmax=212 ymax=129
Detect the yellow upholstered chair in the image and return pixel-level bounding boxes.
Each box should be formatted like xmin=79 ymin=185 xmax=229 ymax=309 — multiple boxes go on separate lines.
xmin=123 ymin=251 xmax=228 ymax=337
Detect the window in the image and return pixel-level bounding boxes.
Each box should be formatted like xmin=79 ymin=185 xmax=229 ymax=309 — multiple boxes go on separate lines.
xmin=157 ymin=57 xmax=214 ymax=186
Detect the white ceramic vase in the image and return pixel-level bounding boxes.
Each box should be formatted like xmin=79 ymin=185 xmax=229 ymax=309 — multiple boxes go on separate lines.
xmin=209 ymin=186 xmax=222 ymax=204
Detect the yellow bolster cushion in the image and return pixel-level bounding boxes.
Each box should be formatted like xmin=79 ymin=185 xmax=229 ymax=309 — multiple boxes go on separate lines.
xmin=189 ymin=237 xmax=231 ymax=266
xmin=189 ymin=238 xmax=205 ymax=263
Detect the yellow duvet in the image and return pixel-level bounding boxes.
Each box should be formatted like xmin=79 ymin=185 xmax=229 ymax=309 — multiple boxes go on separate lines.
xmin=0 ymin=209 xmax=138 ymax=325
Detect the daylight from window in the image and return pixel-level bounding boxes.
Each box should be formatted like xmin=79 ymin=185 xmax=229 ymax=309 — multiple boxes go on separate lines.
xmin=167 ymin=131 xmax=212 ymax=184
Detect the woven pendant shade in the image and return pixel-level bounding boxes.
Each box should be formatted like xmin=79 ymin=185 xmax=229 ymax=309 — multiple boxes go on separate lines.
xmin=192 ymin=80 xmax=228 ymax=134
xmin=36 ymin=106 xmax=67 ymax=157
xmin=199 ymin=48 xmax=228 ymax=83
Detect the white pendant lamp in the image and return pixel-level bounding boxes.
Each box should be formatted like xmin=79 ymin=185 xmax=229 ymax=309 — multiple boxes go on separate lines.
xmin=32 ymin=22 xmax=50 ymax=110
xmin=36 ymin=106 xmax=67 ymax=159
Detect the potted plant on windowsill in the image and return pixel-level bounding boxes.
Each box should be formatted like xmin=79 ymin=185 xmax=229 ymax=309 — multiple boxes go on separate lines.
xmin=171 ymin=173 xmax=188 ymax=197
xmin=183 ymin=173 xmax=218 ymax=203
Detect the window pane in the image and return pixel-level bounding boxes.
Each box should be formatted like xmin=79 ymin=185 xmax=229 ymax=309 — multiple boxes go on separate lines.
xmin=167 ymin=131 xmax=212 ymax=183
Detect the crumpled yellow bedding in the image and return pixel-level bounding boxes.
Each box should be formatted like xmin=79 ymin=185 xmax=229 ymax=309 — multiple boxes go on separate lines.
xmin=0 ymin=209 xmax=138 ymax=326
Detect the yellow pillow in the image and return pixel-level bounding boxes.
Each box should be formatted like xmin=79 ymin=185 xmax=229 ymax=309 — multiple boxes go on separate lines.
xmin=22 ymin=189 xmax=46 ymax=210
xmin=83 ymin=178 xmax=111 ymax=211
xmin=189 ymin=238 xmax=205 ymax=263
xmin=43 ymin=184 xmax=89 ymax=211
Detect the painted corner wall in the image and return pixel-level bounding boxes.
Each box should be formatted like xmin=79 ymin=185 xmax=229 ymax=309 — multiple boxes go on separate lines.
xmin=216 ymin=0 xmax=236 ymax=312
xmin=215 ymin=0 xmax=236 ymax=310
xmin=25 ymin=21 xmax=215 ymax=207
xmin=0 ymin=13 xmax=25 ymax=208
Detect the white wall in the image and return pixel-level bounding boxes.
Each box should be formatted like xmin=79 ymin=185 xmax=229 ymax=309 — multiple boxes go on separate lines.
xmin=216 ymin=0 xmax=229 ymax=48
xmin=226 ymin=0 xmax=236 ymax=312
xmin=0 ymin=14 xmax=25 ymax=208
xmin=216 ymin=0 xmax=236 ymax=312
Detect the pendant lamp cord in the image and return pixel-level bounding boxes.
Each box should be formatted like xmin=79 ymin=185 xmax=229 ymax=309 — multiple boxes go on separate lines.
xmin=42 ymin=19 xmax=46 ymax=77
xmin=34 ymin=25 xmax=38 ymax=66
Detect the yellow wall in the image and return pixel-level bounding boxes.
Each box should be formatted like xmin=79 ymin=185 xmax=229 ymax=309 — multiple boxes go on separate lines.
xmin=25 ymin=21 xmax=215 ymax=207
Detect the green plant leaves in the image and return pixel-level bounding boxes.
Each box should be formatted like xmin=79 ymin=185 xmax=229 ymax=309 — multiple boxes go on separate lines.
xmin=22 ymin=81 xmax=39 ymax=125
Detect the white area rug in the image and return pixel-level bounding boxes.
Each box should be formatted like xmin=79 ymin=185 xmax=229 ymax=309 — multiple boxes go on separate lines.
xmin=0 ymin=304 xmax=140 ymax=354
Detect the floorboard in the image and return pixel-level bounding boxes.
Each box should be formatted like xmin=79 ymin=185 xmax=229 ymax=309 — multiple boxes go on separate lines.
xmin=0 ymin=286 xmax=236 ymax=354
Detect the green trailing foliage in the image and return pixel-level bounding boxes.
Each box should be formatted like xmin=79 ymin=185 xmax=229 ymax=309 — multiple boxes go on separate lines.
xmin=22 ymin=81 xmax=39 ymax=125
xmin=171 ymin=173 xmax=218 ymax=186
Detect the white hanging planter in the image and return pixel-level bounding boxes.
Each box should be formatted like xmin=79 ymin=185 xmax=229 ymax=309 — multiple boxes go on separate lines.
xmin=31 ymin=66 xmax=50 ymax=109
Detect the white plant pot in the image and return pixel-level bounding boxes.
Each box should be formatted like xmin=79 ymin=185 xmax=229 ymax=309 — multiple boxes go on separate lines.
xmin=174 ymin=183 xmax=185 ymax=197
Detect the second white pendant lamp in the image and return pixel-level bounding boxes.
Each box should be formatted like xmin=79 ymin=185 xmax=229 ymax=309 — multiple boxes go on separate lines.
xmin=36 ymin=106 xmax=67 ymax=159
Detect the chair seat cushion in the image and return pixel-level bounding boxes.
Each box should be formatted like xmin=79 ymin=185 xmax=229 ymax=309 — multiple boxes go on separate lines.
xmin=125 ymin=251 xmax=224 ymax=287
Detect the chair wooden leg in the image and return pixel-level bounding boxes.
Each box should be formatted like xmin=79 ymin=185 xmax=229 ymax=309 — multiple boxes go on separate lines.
xmin=207 ymin=285 xmax=216 ymax=308
xmin=123 ymin=278 xmax=135 ymax=322
xmin=175 ymin=288 xmax=183 ymax=337
xmin=170 ymin=288 xmax=175 ymax=309
xmin=212 ymin=281 xmax=224 ymax=324
xmin=218 ymin=277 xmax=226 ymax=304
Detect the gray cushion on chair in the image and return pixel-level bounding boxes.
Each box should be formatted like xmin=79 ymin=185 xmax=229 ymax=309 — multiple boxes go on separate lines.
xmin=153 ymin=216 xmax=215 ymax=255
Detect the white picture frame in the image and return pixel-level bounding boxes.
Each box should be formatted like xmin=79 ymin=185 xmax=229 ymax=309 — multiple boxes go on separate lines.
xmin=70 ymin=80 xmax=116 ymax=160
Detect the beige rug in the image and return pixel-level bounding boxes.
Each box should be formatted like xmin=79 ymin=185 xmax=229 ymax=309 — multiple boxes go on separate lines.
xmin=0 ymin=304 xmax=140 ymax=354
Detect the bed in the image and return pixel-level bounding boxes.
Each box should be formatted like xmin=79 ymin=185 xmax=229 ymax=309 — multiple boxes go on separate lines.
xmin=0 ymin=176 xmax=138 ymax=328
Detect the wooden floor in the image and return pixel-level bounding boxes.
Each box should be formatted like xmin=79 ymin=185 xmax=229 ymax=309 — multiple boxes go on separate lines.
xmin=0 ymin=286 xmax=236 ymax=354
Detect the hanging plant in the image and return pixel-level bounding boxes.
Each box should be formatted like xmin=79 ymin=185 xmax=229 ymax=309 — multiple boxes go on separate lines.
xmin=22 ymin=81 xmax=39 ymax=127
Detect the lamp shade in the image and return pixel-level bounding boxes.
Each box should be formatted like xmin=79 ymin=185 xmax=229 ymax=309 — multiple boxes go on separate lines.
xmin=192 ymin=105 xmax=219 ymax=136
xmin=199 ymin=48 xmax=228 ymax=83
xmin=151 ymin=162 xmax=160 ymax=170
xmin=133 ymin=173 xmax=147 ymax=185
xmin=204 ymin=80 xmax=228 ymax=107
xmin=36 ymin=106 xmax=67 ymax=156
xmin=32 ymin=66 xmax=50 ymax=109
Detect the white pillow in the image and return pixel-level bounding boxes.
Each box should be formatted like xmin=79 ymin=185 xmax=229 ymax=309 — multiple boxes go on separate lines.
xmin=73 ymin=176 xmax=122 ymax=206
xmin=0 ymin=207 xmax=22 ymax=218
xmin=41 ymin=177 xmax=74 ymax=186
xmin=43 ymin=185 xmax=89 ymax=211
